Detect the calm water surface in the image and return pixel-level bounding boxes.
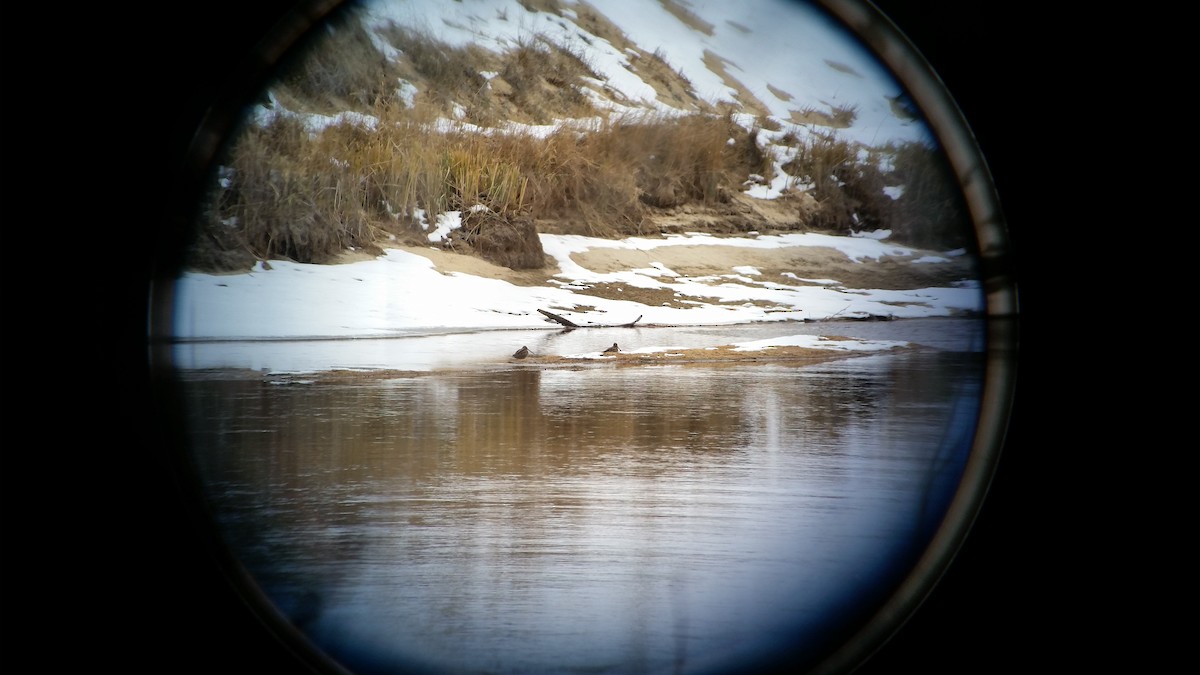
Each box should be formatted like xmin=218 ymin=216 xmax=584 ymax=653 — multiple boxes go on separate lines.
xmin=174 ymin=319 xmax=985 ymax=675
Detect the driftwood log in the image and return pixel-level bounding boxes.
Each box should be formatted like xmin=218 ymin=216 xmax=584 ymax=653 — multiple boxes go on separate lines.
xmin=538 ymin=309 xmax=643 ymax=329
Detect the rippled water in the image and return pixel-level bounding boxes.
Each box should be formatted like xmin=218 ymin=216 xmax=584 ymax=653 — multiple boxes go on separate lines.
xmin=174 ymin=319 xmax=985 ymax=675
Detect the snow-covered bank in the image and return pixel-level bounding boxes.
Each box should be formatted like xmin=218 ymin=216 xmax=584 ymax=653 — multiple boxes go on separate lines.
xmin=170 ymin=231 xmax=983 ymax=341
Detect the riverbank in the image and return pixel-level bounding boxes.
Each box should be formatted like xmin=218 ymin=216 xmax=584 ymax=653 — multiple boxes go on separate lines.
xmin=168 ymin=228 xmax=984 ymax=343
xmin=166 ymin=316 xmax=985 ymax=378
xmin=361 ymin=231 xmax=978 ymax=297
xmin=176 ymin=339 xmax=922 ymax=383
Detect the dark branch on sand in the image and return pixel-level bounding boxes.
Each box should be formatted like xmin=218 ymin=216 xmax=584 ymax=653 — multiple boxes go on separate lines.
xmin=538 ymin=309 xmax=643 ymax=329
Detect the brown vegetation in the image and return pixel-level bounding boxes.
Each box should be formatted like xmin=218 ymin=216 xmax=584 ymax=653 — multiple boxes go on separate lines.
xmin=185 ymin=2 xmax=971 ymax=274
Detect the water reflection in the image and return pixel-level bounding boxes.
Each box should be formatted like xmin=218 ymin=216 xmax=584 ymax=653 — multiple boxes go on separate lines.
xmin=178 ymin=327 xmax=983 ymax=675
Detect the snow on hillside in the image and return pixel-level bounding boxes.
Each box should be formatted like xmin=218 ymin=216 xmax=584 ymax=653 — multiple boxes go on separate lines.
xmin=171 ymin=0 xmax=978 ymax=342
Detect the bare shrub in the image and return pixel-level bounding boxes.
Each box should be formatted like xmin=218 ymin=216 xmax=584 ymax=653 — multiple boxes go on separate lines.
xmin=732 ymin=127 xmax=775 ymax=184
xmin=784 ymin=129 xmax=858 ymax=232
xmin=777 ymin=129 xmax=969 ymax=249
xmin=829 ymin=148 xmax=890 ymax=231
xmin=780 ymin=129 xmax=895 ymax=236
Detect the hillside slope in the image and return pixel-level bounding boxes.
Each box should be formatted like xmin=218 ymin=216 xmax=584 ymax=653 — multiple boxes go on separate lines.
xmin=186 ymin=0 xmax=971 ymax=283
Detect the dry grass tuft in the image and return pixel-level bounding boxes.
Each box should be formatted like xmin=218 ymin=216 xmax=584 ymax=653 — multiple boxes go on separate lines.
xmin=658 ymin=0 xmax=715 ymax=36
xmin=269 ymin=7 xmax=403 ymax=114
xmin=496 ymin=35 xmax=600 ymax=124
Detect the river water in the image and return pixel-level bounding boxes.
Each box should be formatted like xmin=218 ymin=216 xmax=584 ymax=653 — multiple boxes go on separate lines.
xmin=169 ymin=318 xmax=988 ymax=675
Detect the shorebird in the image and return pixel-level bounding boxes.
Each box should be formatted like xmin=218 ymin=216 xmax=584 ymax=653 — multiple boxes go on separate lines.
xmin=513 ymin=346 xmax=532 ymax=359
xmin=603 ymin=342 xmax=620 ymax=354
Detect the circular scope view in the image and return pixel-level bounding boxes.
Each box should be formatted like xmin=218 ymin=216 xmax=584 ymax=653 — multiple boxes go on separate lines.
xmin=150 ymin=1 xmax=1017 ymax=674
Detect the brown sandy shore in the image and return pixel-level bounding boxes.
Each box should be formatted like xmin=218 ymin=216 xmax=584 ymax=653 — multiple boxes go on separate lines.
xmin=341 ymin=234 xmax=977 ymax=301
xmin=184 ymin=340 xmax=921 ymax=384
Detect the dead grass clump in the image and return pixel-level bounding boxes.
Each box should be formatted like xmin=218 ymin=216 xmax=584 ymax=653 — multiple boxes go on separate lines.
xmin=607 ymin=111 xmax=761 ymax=208
xmin=192 ymin=116 xmax=364 ymax=266
xmin=442 ymin=140 xmax=528 ymax=216
xmin=830 ymin=103 xmax=859 ymax=127
xmin=783 ymin=129 xmax=857 ymax=230
xmin=272 ymin=5 xmax=402 ymax=114
xmin=775 ymin=127 xmax=969 ymax=249
xmin=193 ymin=114 xmax=423 ymax=268
xmin=505 ymin=111 xmax=770 ymax=236
xmin=779 ymin=129 xmax=888 ymax=235
xmin=619 ymin=46 xmax=708 ymax=113
xmin=514 ymin=124 xmax=645 ymax=237
xmin=375 ymin=23 xmax=509 ymax=126
xmin=447 ymin=210 xmax=546 ymax=269
xmin=567 ymin=1 xmax=633 ymax=52
xmin=658 ymin=0 xmax=715 ymax=36
xmin=789 ymin=103 xmax=855 ymax=129
xmin=496 ymin=35 xmax=600 ymax=124
xmin=379 ymin=24 xmax=599 ymax=127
